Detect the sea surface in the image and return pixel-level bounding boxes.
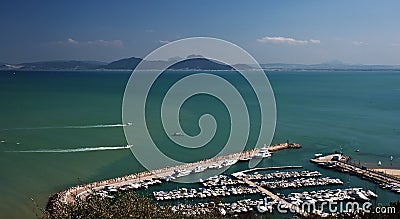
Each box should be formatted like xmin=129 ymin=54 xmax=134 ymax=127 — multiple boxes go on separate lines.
xmin=0 ymin=70 xmax=399 ymax=218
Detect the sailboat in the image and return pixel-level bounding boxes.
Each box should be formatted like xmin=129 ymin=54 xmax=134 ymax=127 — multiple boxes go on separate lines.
xmin=378 ymin=161 xmax=382 ymax=166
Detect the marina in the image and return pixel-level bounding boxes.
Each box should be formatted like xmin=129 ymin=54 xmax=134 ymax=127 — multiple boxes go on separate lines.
xmin=49 ymin=142 xmax=297 ymax=205
xmin=46 ymin=144 xmax=400 ymax=217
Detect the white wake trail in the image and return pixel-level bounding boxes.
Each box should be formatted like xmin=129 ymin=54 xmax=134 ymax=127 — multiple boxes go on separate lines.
xmin=1 ymin=123 xmax=132 ymax=131
xmin=7 ymin=145 xmax=133 ymax=153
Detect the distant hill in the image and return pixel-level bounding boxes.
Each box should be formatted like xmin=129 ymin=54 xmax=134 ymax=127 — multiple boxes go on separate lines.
xmin=102 ymin=57 xmax=234 ymax=70
xmin=102 ymin=57 xmax=142 ymax=69
xmin=259 ymin=62 xmax=400 ymax=71
xmin=1 ymin=57 xmax=399 ymax=71
xmin=0 ymin=60 xmax=106 ymax=70
xmin=167 ymin=58 xmax=233 ymax=70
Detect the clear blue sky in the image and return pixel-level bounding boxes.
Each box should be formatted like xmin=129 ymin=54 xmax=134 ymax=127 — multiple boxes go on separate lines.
xmin=1 ymin=0 xmax=400 ymax=64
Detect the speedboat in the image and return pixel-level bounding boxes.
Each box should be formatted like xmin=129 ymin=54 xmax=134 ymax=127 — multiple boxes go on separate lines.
xmin=172 ymin=132 xmax=184 ymax=136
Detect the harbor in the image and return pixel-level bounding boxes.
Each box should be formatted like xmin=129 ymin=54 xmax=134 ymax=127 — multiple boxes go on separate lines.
xmin=49 ymin=142 xmax=301 ymax=204
xmin=46 ymin=143 xmax=400 ymax=217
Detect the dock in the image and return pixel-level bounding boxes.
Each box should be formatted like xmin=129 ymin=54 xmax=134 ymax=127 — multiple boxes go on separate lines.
xmin=241 ymin=178 xmax=308 ymax=217
xmin=310 ymin=153 xmax=400 ymax=193
xmin=232 ymin=165 xmax=303 ymax=176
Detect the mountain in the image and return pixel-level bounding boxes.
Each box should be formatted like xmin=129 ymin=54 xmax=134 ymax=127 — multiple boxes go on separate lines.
xmin=102 ymin=57 xmax=234 ymax=70
xmin=102 ymin=57 xmax=142 ymax=69
xmin=0 ymin=60 xmax=106 ymax=70
xmin=167 ymin=58 xmax=233 ymax=70
xmin=1 ymin=58 xmax=399 ymax=71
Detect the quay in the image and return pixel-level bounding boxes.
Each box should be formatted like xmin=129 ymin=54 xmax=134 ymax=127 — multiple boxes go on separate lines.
xmin=311 ymin=153 xmax=400 ymax=194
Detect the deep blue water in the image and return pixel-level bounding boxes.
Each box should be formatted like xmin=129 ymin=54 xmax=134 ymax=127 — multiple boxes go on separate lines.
xmin=0 ymin=70 xmax=399 ymax=218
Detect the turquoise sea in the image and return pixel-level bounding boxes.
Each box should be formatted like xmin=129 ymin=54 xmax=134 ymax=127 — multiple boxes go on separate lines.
xmin=0 ymin=70 xmax=399 ymax=218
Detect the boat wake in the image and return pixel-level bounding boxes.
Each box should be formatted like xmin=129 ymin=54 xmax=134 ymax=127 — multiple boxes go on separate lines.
xmin=6 ymin=145 xmax=133 ymax=153
xmin=1 ymin=123 xmax=132 ymax=131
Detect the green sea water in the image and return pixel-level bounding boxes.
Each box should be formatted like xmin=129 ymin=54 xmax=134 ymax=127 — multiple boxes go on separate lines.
xmin=0 ymin=70 xmax=399 ymax=218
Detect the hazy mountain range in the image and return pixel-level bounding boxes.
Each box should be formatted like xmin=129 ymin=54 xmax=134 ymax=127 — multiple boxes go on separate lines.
xmin=1 ymin=57 xmax=399 ymax=71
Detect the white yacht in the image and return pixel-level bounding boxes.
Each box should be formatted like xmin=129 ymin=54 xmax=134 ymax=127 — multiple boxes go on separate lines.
xmin=192 ymin=166 xmax=206 ymax=173
xmin=222 ymin=159 xmax=237 ymax=166
xmin=254 ymin=145 xmax=272 ymax=158
xmin=176 ymin=169 xmax=191 ymax=177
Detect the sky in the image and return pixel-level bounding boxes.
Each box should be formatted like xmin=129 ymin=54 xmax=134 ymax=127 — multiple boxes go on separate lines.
xmin=1 ymin=0 xmax=400 ymax=65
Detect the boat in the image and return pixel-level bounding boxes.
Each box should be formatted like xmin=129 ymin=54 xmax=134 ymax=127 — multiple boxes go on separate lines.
xmin=175 ymin=169 xmax=191 ymax=177
xmin=314 ymin=153 xmax=323 ymax=158
xmin=172 ymin=132 xmax=184 ymax=136
xmin=354 ymin=191 xmax=370 ymax=201
xmin=366 ymin=190 xmax=378 ymax=198
xmin=239 ymin=157 xmax=252 ymax=161
xmin=222 ymin=159 xmax=237 ymax=166
xmin=378 ymin=161 xmax=382 ymax=166
xmin=355 ymin=149 xmax=360 ymax=152
xmin=193 ymin=166 xmax=206 ymax=173
xmin=208 ymin=163 xmax=220 ymax=169
xmin=254 ymin=146 xmax=272 ymax=158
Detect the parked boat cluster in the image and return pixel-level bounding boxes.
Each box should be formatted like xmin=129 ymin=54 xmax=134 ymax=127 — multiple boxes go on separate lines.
xmin=379 ymin=183 xmax=400 ymax=194
xmin=93 ymin=178 xmax=162 ymax=198
xmin=168 ymin=198 xmax=271 ymax=216
xmin=165 ymin=187 xmax=378 ymax=217
xmin=281 ymin=187 xmax=378 ymax=205
xmin=153 ymin=185 xmax=259 ymax=201
xmin=256 ymin=177 xmax=343 ymax=189
xmin=243 ymin=170 xmax=322 ymax=180
xmin=160 ymin=159 xmax=239 ymax=181
xmin=201 ymin=175 xmax=245 ymax=187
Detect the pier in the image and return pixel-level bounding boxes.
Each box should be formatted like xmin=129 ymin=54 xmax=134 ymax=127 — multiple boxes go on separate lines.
xmin=267 ymin=142 xmax=301 ymax=152
xmin=241 ymin=178 xmax=308 ymax=217
xmin=232 ymin=165 xmax=303 ymax=175
xmin=311 ymin=153 xmax=400 ymax=194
